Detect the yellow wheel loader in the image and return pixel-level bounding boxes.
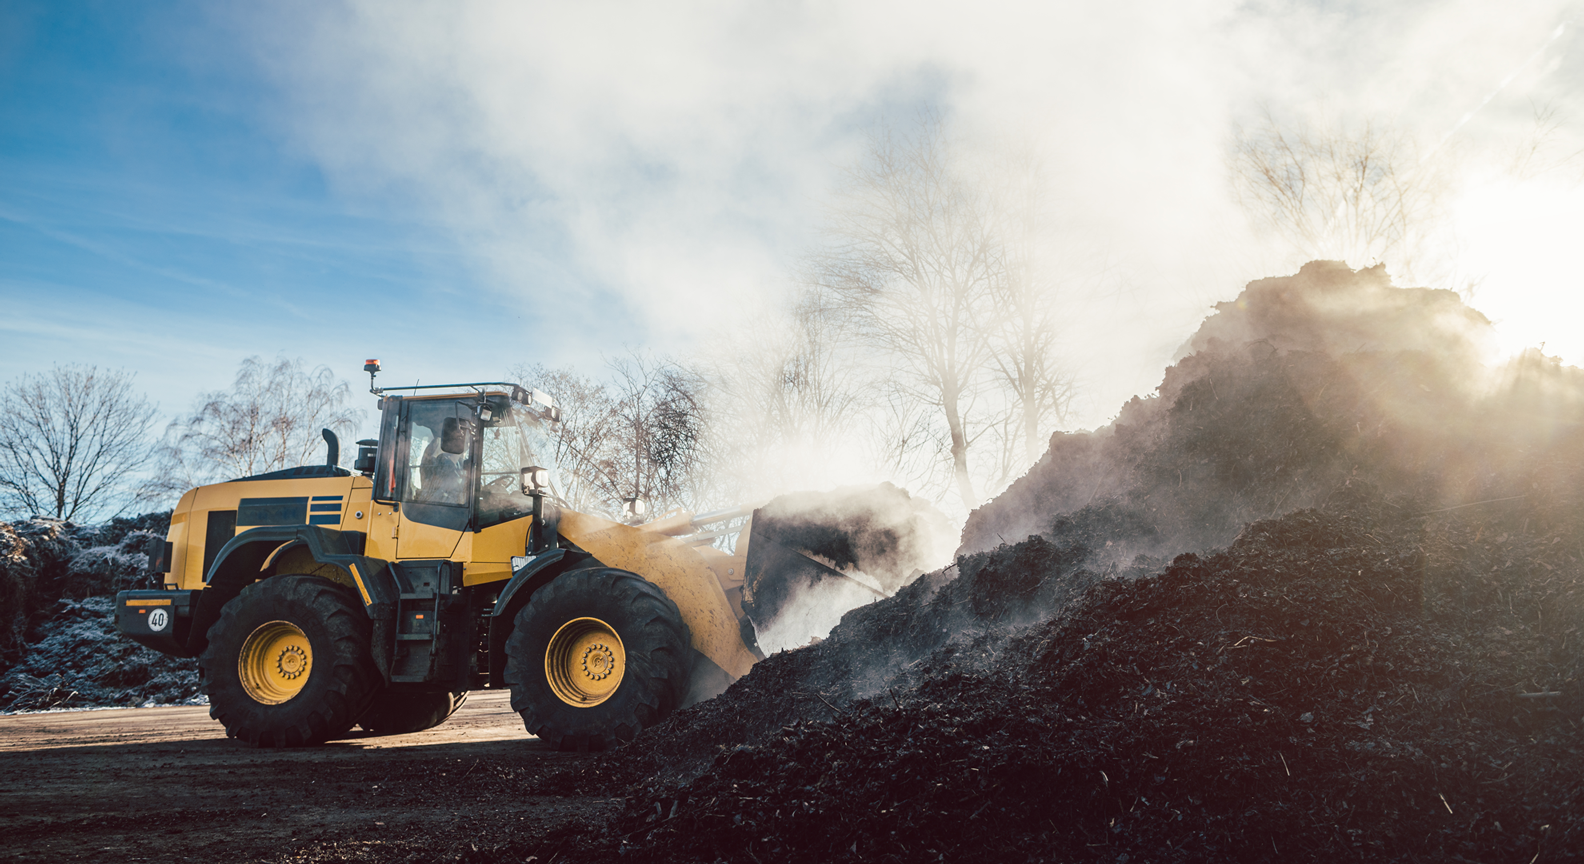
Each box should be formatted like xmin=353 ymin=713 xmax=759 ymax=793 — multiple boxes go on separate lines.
xmin=116 ymin=366 xmax=946 ymax=749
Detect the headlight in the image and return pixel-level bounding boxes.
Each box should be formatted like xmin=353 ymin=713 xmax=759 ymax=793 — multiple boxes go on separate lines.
xmin=521 ymin=466 xmax=550 ymax=491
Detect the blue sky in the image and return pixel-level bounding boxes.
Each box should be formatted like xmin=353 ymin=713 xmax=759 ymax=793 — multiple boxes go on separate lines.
xmin=0 ymin=1 xmax=600 ymax=434
xmin=5 ymin=0 xmax=1584 ymax=452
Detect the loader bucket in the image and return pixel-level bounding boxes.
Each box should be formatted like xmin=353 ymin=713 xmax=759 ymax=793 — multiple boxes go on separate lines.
xmin=742 ymin=483 xmax=951 ymax=653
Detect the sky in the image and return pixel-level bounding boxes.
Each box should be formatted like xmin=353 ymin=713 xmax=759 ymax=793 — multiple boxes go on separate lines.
xmin=4 ymin=0 xmax=1584 ymax=448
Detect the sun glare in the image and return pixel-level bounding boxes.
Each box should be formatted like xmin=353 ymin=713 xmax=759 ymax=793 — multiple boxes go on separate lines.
xmin=1453 ymin=176 xmax=1584 ymax=365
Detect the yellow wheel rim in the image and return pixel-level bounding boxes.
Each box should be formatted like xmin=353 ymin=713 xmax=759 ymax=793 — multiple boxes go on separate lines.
xmin=545 ymin=617 xmax=626 ymax=707
xmin=238 ymin=620 xmax=312 ymax=705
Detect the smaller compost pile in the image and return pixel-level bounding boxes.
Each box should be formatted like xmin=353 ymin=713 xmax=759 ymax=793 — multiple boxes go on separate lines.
xmin=0 ymin=511 xmax=200 ymax=712
xmin=549 ymin=262 xmax=1584 ymax=863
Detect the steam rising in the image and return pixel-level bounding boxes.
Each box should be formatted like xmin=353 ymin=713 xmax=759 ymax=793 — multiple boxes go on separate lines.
xmin=237 ymin=1 xmax=1584 ymax=430
xmin=961 ymin=260 xmax=1584 ymax=559
xmin=751 ymin=577 xmax=884 ymax=657
xmin=593 ymin=260 xmax=1584 ymax=814
xmin=745 ymin=483 xmax=953 ymax=654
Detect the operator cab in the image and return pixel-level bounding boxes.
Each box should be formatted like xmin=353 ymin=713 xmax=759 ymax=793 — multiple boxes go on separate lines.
xmin=367 ymin=379 xmax=563 ymax=541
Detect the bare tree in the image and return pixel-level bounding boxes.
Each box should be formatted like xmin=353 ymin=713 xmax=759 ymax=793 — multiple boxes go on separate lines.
xmin=0 ymin=365 xmax=158 ymax=521
xmin=609 ymin=353 xmax=708 ymax=514
xmin=811 ymin=115 xmax=1001 ymax=508
xmin=159 ymin=357 xmax=361 ymax=487
xmin=1508 ymin=101 xmax=1584 ymax=181
xmin=986 ymin=151 xmax=1077 ymax=466
xmin=870 ymin=377 xmax=952 ymax=495
xmin=1230 ymin=112 xmax=1452 ymax=282
xmin=514 ymin=355 xmax=710 ymax=518
xmin=753 ymin=287 xmax=863 ymax=454
xmin=706 ymin=285 xmax=869 ymax=499
xmin=511 ymin=362 xmax=623 ymax=516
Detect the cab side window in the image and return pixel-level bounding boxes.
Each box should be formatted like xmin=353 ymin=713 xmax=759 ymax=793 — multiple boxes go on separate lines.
xmin=403 ymin=402 xmax=474 ymax=507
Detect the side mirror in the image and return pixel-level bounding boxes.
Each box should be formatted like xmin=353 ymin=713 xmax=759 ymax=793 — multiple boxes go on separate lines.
xmin=530 ymin=388 xmax=562 ymax=424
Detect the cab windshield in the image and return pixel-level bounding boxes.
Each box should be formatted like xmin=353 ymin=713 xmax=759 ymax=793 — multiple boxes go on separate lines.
xmin=477 ymin=396 xmax=562 ymax=528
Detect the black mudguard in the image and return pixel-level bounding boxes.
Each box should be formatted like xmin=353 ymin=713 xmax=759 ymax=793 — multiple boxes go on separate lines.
xmin=186 ymin=525 xmax=396 ymax=657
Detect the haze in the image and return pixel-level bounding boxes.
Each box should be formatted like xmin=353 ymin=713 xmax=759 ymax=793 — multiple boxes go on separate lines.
xmin=3 ymin=0 xmax=1582 ymax=444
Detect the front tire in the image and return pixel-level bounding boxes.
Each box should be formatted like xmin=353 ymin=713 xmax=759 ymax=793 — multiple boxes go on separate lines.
xmin=504 ymin=567 xmax=690 ymax=751
xmin=200 ymin=575 xmax=379 ymax=747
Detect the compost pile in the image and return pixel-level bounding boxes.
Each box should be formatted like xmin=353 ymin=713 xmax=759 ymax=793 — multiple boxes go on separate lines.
xmin=557 ymin=262 xmax=1584 ymax=862
xmin=0 ymin=511 xmax=200 ymax=711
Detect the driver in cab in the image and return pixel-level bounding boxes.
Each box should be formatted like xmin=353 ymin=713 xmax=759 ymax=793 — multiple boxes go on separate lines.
xmin=419 ymin=416 xmax=472 ymax=505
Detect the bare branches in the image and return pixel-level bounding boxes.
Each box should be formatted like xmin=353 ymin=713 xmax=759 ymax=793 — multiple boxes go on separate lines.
xmin=811 ymin=115 xmax=1002 ymax=508
xmin=0 ymin=366 xmax=158 ymax=521
xmin=158 ymin=357 xmax=361 ymax=488
xmin=1231 ymin=112 xmax=1452 ymax=281
xmin=516 ymin=354 xmax=709 ymax=519
xmin=1508 ymin=101 xmax=1584 ymax=181
xmin=805 ymin=115 xmax=1078 ymax=509
xmin=518 ymin=121 xmax=1083 ymax=516
xmin=703 ymin=283 xmax=873 ymax=500
xmin=610 ymin=353 xmax=708 ymax=511
xmin=512 ymin=363 xmax=621 ymax=515
xmin=984 ymin=147 xmax=1077 ymax=466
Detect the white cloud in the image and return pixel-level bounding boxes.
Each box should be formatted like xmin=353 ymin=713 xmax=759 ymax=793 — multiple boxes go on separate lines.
xmin=240 ymin=0 xmax=1584 ymax=428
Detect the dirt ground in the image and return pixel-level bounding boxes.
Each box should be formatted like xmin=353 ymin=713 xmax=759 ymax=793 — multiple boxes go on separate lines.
xmin=0 ymin=691 xmax=615 ymax=863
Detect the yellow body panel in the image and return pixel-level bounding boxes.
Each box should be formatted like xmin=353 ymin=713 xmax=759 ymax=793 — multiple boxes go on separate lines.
xmin=693 ymin=545 xmax=746 ymax=589
xmin=396 ymin=515 xmax=463 ymax=559
xmin=341 ymin=477 xmax=374 ymax=530
xmin=164 ymin=490 xmax=196 ymax=589
xmin=364 ymin=503 xmax=399 ymax=562
xmin=557 ymin=510 xmax=759 ymax=679
xmin=157 ymin=459 xmax=760 ymax=684
xmin=473 ymin=517 xmax=531 ymax=564
xmin=168 ymin=477 xmax=366 ymax=589
xmin=463 ymin=562 xmax=513 ymax=586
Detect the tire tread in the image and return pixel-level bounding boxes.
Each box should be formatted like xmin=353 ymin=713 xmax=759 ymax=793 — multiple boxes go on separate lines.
xmin=503 ymin=568 xmax=690 ymax=751
xmin=200 ymin=575 xmax=379 ymax=747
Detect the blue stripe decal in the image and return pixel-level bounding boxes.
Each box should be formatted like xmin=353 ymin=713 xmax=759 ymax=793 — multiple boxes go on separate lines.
xmin=311 ymin=495 xmax=345 ymax=501
xmin=307 ymin=514 xmax=341 ymax=525
xmin=309 ymin=503 xmax=342 ymax=512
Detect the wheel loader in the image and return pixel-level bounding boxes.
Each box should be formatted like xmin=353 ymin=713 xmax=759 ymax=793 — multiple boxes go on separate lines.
xmin=115 ymin=365 xmax=946 ymax=749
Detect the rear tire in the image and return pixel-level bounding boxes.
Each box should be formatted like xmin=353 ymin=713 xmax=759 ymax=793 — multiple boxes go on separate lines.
xmin=504 ymin=567 xmax=690 ymax=751
xmin=200 ymin=575 xmax=379 ymax=747
xmin=358 ymin=689 xmax=468 ymax=735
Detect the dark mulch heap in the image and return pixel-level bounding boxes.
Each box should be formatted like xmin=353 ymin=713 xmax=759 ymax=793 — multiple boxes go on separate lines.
xmin=593 ymin=501 xmax=1583 ymax=863
xmin=0 ymin=595 xmax=202 ymax=711
xmin=536 ymin=262 xmax=1584 ymax=863
xmin=0 ymin=510 xmax=195 ymax=711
